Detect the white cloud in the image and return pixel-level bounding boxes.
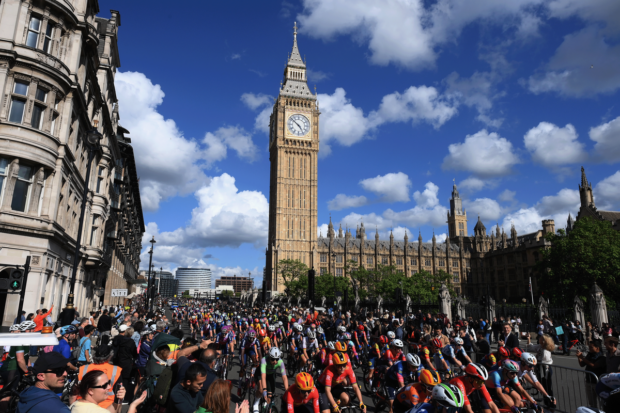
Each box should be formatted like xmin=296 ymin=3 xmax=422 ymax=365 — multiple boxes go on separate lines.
xmin=203 ymin=126 xmax=258 ymax=166
xmin=241 ymin=93 xmax=274 ymax=134
xmin=459 ymin=177 xmax=495 ymax=193
xmin=589 ymin=115 xmax=620 ymax=163
xmin=498 ymin=189 xmax=516 ymax=203
xmin=594 ymin=171 xmax=620 ymax=210
xmin=426 ymin=233 xmax=447 ymax=243
xmin=442 ymin=129 xmax=520 ymax=178
xmin=317 ymin=223 xmax=329 ymax=237
xmin=413 ymin=182 xmax=440 ymax=208
xmin=360 ymin=172 xmax=411 ymax=203
xmin=307 ymin=69 xmax=330 ymax=82
xmin=547 ymin=0 xmax=620 ymax=33
xmin=526 ymin=26 xmax=620 ymax=97
xmin=327 ymin=194 xmax=369 ymax=211
xmin=463 ymin=198 xmax=502 ymax=222
xmin=230 ymin=53 xmax=241 ymax=60
xmin=536 ymin=188 xmax=580 ymax=216
xmin=444 ymin=71 xmax=503 ymax=128
xmin=523 ymin=122 xmax=587 ymax=169
xmin=115 ymin=71 xmax=210 ymax=211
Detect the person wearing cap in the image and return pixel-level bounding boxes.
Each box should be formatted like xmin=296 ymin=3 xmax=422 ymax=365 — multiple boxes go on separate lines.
xmin=16 ymin=352 xmax=71 ymax=413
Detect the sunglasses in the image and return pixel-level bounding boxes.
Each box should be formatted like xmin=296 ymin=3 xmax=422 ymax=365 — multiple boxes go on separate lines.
xmin=91 ymin=380 xmax=112 ymax=389
xmin=300 ymin=389 xmax=312 ymax=395
xmin=44 ymin=367 xmax=67 ymax=377
xmin=473 ymin=378 xmax=484 ymax=386
xmin=506 ymin=372 xmax=517 ymax=376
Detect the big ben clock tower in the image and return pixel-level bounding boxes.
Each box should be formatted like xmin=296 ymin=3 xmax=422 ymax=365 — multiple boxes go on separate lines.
xmin=265 ymin=23 xmax=319 ymax=294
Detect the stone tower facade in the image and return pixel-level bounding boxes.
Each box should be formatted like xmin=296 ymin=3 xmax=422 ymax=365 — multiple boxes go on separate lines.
xmin=266 ymin=23 xmax=319 ymax=293
xmin=447 ymin=183 xmax=468 ymax=238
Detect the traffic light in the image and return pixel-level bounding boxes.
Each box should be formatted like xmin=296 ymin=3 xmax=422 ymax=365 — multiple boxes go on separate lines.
xmin=478 ymin=295 xmax=487 ymax=307
xmin=9 ymin=269 xmax=23 ymax=290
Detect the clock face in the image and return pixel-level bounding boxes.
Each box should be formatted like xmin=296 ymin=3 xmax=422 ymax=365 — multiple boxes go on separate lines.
xmin=287 ymin=114 xmax=310 ymax=137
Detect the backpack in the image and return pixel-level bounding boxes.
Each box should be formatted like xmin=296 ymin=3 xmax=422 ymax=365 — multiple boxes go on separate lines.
xmin=72 ymin=337 xmax=91 ymax=360
xmin=152 ymin=366 xmax=174 ymax=406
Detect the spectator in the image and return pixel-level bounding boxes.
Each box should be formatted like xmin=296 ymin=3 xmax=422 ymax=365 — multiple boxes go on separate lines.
xmin=526 ymin=333 xmax=555 ymax=398
xmin=474 ymin=330 xmax=490 ymax=361
xmin=14 ymin=311 xmax=26 ymax=324
xmin=604 ymin=337 xmax=620 ymax=373
xmin=33 ymin=306 xmax=54 ymax=332
xmin=77 ymin=318 xmax=89 ymax=338
xmin=16 ymin=352 xmax=71 ymax=413
xmin=444 ymin=321 xmax=454 ymax=338
xmin=577 ymin=339 xmax=606 ymax=407
xmin=393 ymin=319 xmax=404 ymax=341
xmin=77 ymin=336 xmax=122 ymax=410
xmin=168 ymin=363 xmax=208 ymax=413
xmin=77 ymin=326 xmax=95 ymax=365
xmin=177 ymin=348 xmax=219 ymax=397
xmin=491 ymin=317 xmax=501 ymax=343
xmin=433 ymin=326 xmax=450 ymax=347
xmin=112 ymin=326 xmax=137 ymax=398
xmin=96 ymin=310 xmax=112 ymax=337
xmin=199 ymin=379 xmax=246 ymax=413
xmin=498 ymin=323 xmax=520 ymax=351
xmin=71 ymin=369 xmax=146 ymax=413
xmin=136 ymin=329 xmax=154 ymax=375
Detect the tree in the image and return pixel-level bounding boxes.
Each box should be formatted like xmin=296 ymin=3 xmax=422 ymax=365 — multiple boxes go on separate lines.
xmin=279 ymin=259 xmax=310 ymax=297
xmin=221 ymin=290 xmax=234 ymax=297
xmin=315 ymin=273 xmax=351 ymax=302
xmin=538 ymin=217 xmax=620 ymax=306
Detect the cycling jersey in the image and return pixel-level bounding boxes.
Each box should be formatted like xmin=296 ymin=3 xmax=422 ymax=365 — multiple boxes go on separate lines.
xmin=381 ymin=348 xmax=406 ymax=364
xmin=302 ymin=337 xmax=319 ymax=353
xmin=283 ymin=384 xmax=320 ymax=413
xmin=449 ymin=376 xmax=493 ymax=407
xmin=260 ymin=357 xmax=287 ymax=376
xmin=442 ymin=345 xmax=467 ymax=365
xmin=394 ymin=383 xmax=430 ymax=408
xmin=486 ymin=370 xmax=521 ymax=392
xmin=385 ymin=360 xmax=411 ymax=385
xmin=317 ymin=364 xmax=357 ymax=389
xmin=598 ymin=372 xmax=620 ymax=399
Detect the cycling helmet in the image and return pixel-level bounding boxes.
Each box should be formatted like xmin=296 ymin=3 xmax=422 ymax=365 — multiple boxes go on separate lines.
xmin=431 ymin=338 xmax=443 ymax=348
xmin=344 ymin=333 xmax=351 ymax=340
xmin=464 ymin=363 xmax=489 ymax=380
xmin=419 ymin=369 xmax=441 ymax=386
xmin=406 ymin=353 xmax=421 ymax=367
xmin=248 ymin=330 xmax=257 ymax=338
xmin=387 ymin=331 xmax=396 ymax=339
xmin=317 ymin=327 xmax=324 ymax=334
xmin=432 ymin=383 xmax=465 ymax=408
xmin=498 ymin=346 xmax=510 ymax=358
xmin=392 ymin=339 xmax=404 ymax=348
xmin=307 ymin=331 xmax=316 ymax=339
xmin=311 ymin=323 xmax=316 ymax=328
xmin=521 ymin=352 xmax=537 ymax=367
xmin=511 ymin=347 xmax=523 ymax=358
xmin=453 ymin=337 xmax=463 ymax=345
xmin=269 ymin=325 xmax=276 ymax=332
xmin=379 ymin=335 xmax=388 ymax=345
xmin=337 ymin=326 xmax=346 ymax=333
xmin=19 ymin=321 xmax=36 ymax=331
xmin=291 ymin=318 xmax=296 ymax=322
xmin=278 ymin=321 xmax=283 ymax=327
xmin=268 ymin=347 xmax=282 ymax=359
xmin=9 ymin=324 xmax=20 ymax=332
xmin=335 ymin=341 xmax=348 ymax=352
xmin=292 ymin=323 xmax=299 ymax=329
xmin=327 ymin=341 xmax=336 ymax=351
xmin=254 ymin=318 xmax=259 ymax=323
xmin=357 ymin=325 xmax=364 ymax=331
xmin=295 ymin=324 xmax=303 ymax=332
xmin=295 ymin=372 xmax=314 ymax=391
xmin=226 ymin=320 xmax=232 ymax=325
xmin=501 ymin=359 xmax=520 ymax=373
xmin=60 ymin=325 xmax=78 ymax=336
xmin=332 ymin=352 xmax=348 ymax=365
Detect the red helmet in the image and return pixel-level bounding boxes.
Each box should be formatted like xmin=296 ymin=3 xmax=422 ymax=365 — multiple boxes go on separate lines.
xmin=254 ymin=318 xmax=259 ymax=323
xmin=431 ymin=338 xmax=443 ymax=348
xmin=511 ymin=347 xmax=523 ymax=358
xmin=464 ymin=363 xmax=489 ymax=381
xmin=357 ymin=325 xmax=364 ymax=331
xmin=259 ymin=328 xmax=267 ymax=337
xmin=380 ymin=335 xmax=388 ymax=345
xmin=311 ymin=323 xmax=316 ymax=328
xmin=290 ymin=318 xmax=296 ymax=322
xmin=498 ymin=347 xmax=510 ymax=358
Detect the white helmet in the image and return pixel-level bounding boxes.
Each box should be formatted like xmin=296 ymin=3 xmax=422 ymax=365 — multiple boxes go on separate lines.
xmin=20 ymin=321 xmax=36 ymax=331
xmin=327 ymin=341 xmax=336 ymax=350
xmin=454 ymin=337 xmax=464 ymax=345
xmin=9 ymin=324 xmax=20 ymax=332
xmin=387 ymin=331 xmax=396 ymax=339
xmin=338 ymin=326 xmax=346 ymax=333
xmin=268 ymin=347 xmax=282 ymax=359
xmin=269 ymin=325 xmax=276 ymax=331
xmin=295 ymin=324 xmax=303 ymax=332
xmin=278 ymin=321 xmax=283 ymax=327
xmin=392 ymin=339 xmax=404 ymax=348
xmin=317 ymin=327 xmax=324 ymax=334
xmin=406 ymin=353 xmax=421 ymax=367
xmin=307 ymin=331 xmax=316 ymax=339
xmin=521 ymin=352 xmax=537 ymax=367
xmin=432 ymin=383 xmax=465 ymax=408
xmin=292 ymin=323 xmax=299 ymax=330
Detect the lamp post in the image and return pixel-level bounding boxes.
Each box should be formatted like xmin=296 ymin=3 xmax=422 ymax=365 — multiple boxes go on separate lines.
xmin=147 ymin=236 xmax=156 ymax=313
xmin=332 ymin=252 xmax=336 ymax=306
xmin=61 ymin=122 xmax=102 ymax=326
xmin=249 ymin=272 xmax=252 ymax=290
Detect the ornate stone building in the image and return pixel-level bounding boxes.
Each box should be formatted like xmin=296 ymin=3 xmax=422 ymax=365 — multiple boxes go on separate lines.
xmin=575 ymin=167 xmax=620 ymax=231
xmin=0 ymin=1 xmax=143 ymax=328
xmin=265 ymin=24 xmax=319 ymax=293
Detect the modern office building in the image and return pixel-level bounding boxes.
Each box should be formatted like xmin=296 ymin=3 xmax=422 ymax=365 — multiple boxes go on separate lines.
xmin=215 ymin=276 xmax=253 ymax=294
xmin=175 ymin=268 xmax=211 ymax=295
xmin=159 ymin=271 xmax=177 ymax=298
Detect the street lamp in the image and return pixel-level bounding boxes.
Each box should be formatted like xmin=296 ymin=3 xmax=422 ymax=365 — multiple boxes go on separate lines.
xmin=61 ymin=122 xmax=102 ymax=325
xmin=94 ymin=286 xmax=105 ymax=309
xmin=331 ymin=252 xmax=336 ymax=306
xmin=147 ymin=236 xmax=156 ymax=313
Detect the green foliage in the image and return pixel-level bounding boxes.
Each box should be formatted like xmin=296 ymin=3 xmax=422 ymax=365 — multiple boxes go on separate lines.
xmin=538 ymin=216 xmax=620 ymax=306
xmin=315 ymin=273 xmax=351 ymax=301
xmin=220 ymin=290 xmax=234 ymax=297
xmin=278 ymin=259 xmax=310 ymax=296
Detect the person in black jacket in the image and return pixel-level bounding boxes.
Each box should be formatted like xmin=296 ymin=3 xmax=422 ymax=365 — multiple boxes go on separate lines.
xmin=498 ymin=323 xmax=520 ymax=350
xmin=113 ymin=325 xmax=137 ymax=401
xmin=97 ymin=309 xmax=112 ymax=337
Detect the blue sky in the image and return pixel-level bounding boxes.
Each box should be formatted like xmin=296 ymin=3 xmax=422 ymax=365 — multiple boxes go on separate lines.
xmin=99 ymin=0 xmax=620 ymax=287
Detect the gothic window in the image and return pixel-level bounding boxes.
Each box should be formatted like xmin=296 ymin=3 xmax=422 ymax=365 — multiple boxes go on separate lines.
xmin=458 ymin=222 xmax=464 ymax=229
xmin=453 ymin=273 xmax=460 ymax=283
xmin=452 ymin=260 xmax=459 ymax=268
xmin=292 ymin=158 xmax=295 ymax=178
xmin=465 ymin=259 xmax=471 ymax=268
xmin=26 ymin=16 xmax=42 ymax=48
xmin=320 ymin=254 xmax=327 ymax=263
xmin=382 ymin=257 xmax=388 ymax=265
xmin=336 ymin=268 xmax=343 ymax=276
xmin=367 ymin=257 xmax=373 ymax=265
xmin=9 ymin=81 xmax=29 ymax=124
xmin=411 ymin=270 xmax=417 ymax=275
xmin=424 ymin=259 xmax=431 ymax=266
xmin=0 ymin=158 xmax=8 ymax=204
xmin=90 ymin=215 xmax=100 ymax=247
xmin=460 ymin=230 xmax=464 ymax=236
xmin=438 ymin=259 xmax=445 ymax=267
xmin=410 ymin=258 xmax=417 ymax=265
xmin=320 ymin=267 xmax=326 ymax=275
xmin=11 ymin=164 xmax=34 ymax=212
xmin=351 ymin=256 xmax=358 ymax=262
xmin=336 ymin=255 xmax=343 ymax=263
xmin=396 ymin=257 xmax=402 ymax=265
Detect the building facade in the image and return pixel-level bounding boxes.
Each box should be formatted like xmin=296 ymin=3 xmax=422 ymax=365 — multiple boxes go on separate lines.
xmin=215 ymin=276 xmax=252 ymax=294
xmin=265 ymin=24 xmax=319 ymax=293
xmin=0 ymin=1 xmax=143 ymax=328
xmin=176 ymin=268 xmax=211 ymax=295
xmin=575 ymin=167 xmax=620 ymax=230
xmin=158 ymin=271 xmax=177 ymax=298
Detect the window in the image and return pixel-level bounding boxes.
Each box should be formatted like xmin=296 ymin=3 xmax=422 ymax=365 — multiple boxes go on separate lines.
xmin=27 ymin=16 xmax=41 ymax=48
xmin=411 ymin=270 xmax=417 ymax=275
xmin=43 ymin=23 xmax=54 ymax=53
xmin=458 ymin=222 xmax=464 ymax=229
xmin=320 ymin=267 xmax=326 ymax=275
xmin=453 ymin=273 xmax=460 ymax=283
xmin=11 ymin=164 xmax=34 ymax=212
xmin=424 ymin=259 xmax=431 ymax=266
xmin=90 ymin=215 xmax=98 ymax=246
xmin=410 ymin=258 xmax=417 ymax=265
xmin=336 ymin=268 xmax=343 ymax=276
xmin=396 ymin=257 xmax=402 ymax=265
xmin=320 ymin=254 xmax=327 ymax=263
xmin=521 ymin=252 xmax=528 ymax=263
xmin=0 ymin=158 xmax=8 ymax=203
xmin=31 ymin=105 xmax=45 ymax=129
xmin=452 ymin=260 xmax=459 ymax=268
xmin=382 ymin=257 xmax=388 ymax=265
xmin=50 ymin=100 xmax=59 ymax=135
xmin=351 ymin=256 xmax=358 ymax=262
xmin=438 ymin=259 xmax=445 ymax=267
xmin=96 ymin=167 xmax=104 ymax=193
xmin=336 ymin=255 xmax=343 ymax=263
xmin=465 ymin=259 xmax=471 ymax=268
xmin=35 ymin=87 xmax=47 ymax=103
xmin=9 ymin=81 xmax=29 ymax=123
xmin=367 ymin=257 xmax=373 ymax=265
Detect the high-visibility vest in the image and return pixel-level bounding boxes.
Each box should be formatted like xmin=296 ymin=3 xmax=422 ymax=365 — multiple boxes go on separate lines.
xmin=78 ymin=363 xmax=122 ymax=408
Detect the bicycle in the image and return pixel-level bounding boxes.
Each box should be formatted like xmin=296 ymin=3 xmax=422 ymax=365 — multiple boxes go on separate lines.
xmin=237 ymin=363 xmax=258 ymax=400
xmin=556 ymin=339 xmax=588 ymax=355
xmin=256 ymin=391 xmax=279 ymax=413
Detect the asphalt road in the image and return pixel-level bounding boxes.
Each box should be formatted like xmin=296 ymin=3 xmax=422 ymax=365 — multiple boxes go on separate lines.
xmin=166 ymin=309 xmax=599 ymax=413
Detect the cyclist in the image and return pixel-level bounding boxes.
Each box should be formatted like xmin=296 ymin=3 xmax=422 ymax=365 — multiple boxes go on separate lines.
xmin=52 ymin=325 xmax=79 ymax=372
xmin=366 ymin=335 xmax=389 ymax=387
xmin=283 ymin=372 xmax=320 ymax=413
xmin=353 ymin=325 xmax=368 ymax=351
xmin=300 ymin=331 xmax=319 ymax=370
xmin=442 ymin=337 xmax=472 ymax=371
xmin=319 ymin=342 xmax=336 ymax=368
xmin=316 ymin=327 xmax=327 ymax=348
xmin=426 ymin=338 xmax=451 ymax=376
xmin=240 ymin=330 xmax=260 ymax=374
xmin=317 ymin=352 xmax=366 ymax=413
xmin=335 ymin=326 xmax=347 ymax=342
xmin=392 ymin=369 xmax=441 ymax=413
xmin=253 ymin=347 xmax=289 ymax=413
xmin=384 ymin=354 xmax=423 ymax=413
xmin=519 ymin=352 xmax=556 ymax=407
xmin=485 ymin=359 xmax=532 ymax=412
xmin=481 ymin=346 xmax=510 ymax=372
xmin=409 ymin=383 xmax=465 ymax=413
xmin=450 ymin=363 xmax=500 ymax=413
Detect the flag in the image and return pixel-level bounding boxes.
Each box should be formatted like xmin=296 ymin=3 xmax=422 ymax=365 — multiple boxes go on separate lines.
xmin=528 ymin=278 xmax=532 ymax=292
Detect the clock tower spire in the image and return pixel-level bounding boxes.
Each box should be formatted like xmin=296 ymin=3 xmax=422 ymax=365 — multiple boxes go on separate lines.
xmin=266 ymin=23 xmax=319 ymax=294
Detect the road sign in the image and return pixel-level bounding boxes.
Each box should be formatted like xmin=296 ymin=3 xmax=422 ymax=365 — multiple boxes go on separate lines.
xmin=111 ymin=289 xmax=127 ymax=297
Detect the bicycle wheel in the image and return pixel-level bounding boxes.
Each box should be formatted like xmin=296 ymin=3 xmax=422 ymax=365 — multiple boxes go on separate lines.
xmin=267 ymin=400 xmax=279 ymax=413
xmin=374 ymin=400 xmax=389 ymax=413
xmin=363 ymin=375 xmax=372 ymax=394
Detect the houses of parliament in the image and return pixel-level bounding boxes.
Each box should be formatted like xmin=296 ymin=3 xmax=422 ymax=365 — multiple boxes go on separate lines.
xmin=265 ymin=25 xmax=619 ymax=300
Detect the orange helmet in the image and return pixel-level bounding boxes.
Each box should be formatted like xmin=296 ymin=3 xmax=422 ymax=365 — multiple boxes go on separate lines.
xmin=333 ymin=352 xmax=348 ymax=365
xmin=419 ymin=369 xmax=441 ymax=386
xmin=335 ymin=341 xmax=348 ymax=352
xmin=259 ymin=328 xmax=267 ymax=337
xmin=296 ymin=372 xmax=314 ymax=391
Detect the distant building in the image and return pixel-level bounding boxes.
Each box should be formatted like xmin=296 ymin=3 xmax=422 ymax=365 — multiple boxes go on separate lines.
xmin=575 ymin=167 xmax=620 ymax=231
xmin=176 ymin=268 xmax=212 ymax=295
xmin=215 ymin=276 xmax=253 ymax=294
xmin=159 ymin=271 xmax=178 ymax=298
